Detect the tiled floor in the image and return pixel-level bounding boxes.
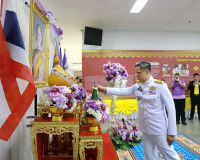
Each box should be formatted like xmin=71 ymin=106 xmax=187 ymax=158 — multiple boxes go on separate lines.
xmin=176 ymin=118 xmax=200 ymax=142
xmin=101 ymin=117 xmax=200 ymax=143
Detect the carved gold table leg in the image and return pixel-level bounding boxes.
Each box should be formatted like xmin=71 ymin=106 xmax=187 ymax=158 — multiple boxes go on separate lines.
xmin=97 ymin=140 xmax=103 ymax=160
xmin=73 ymin=125 xmax=79 ymax=160
xmin=79 ymin=136 xmax=103 ymax=160
xmin=31 ymin=126 xmax=38 ymax=160
xmin=79 ymin=140 xmax=85 ymax=160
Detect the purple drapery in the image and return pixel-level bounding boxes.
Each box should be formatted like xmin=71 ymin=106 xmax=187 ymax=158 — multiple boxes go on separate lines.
xmin=62 ymin=51 xmax=66 ymax=69
xmin=59 ymin=47 xmax=63 ymax=69
xmin=35 ymin=0 xmax=46 ymax=14
xmin=53 ymin=25 xmax=63 ymax=36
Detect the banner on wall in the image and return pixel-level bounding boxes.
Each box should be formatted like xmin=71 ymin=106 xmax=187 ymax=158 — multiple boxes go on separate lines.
xmin=82 ymin=50 xmax=200 ymax=93
xmin=0 ymin=11 xmax=35 ymax=141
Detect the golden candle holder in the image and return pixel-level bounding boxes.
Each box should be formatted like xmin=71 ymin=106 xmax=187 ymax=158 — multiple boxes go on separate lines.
xmin=86 ymin=117 xmax=101 ymax=132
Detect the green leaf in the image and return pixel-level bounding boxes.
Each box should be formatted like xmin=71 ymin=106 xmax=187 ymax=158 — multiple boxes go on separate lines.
xmin=111 ymin=139 xmax=120 ymax=151
xmin=127 ymin=141 xmax=139 ymax=146
xmin=110 ymin=134 xmax=115 ymax=140
xmin=120 ymin=142 xmax=130 ymax=150
xmin=111 ymin=135 xmax=124 ymax=144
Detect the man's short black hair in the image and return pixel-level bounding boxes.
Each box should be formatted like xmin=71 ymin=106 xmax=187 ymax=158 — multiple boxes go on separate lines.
xmin=135 ymin=61 xmax=151 ymax=72
xmin=175 ymin=73 xmax=179 ymax=76
xmin=194 ymin=73 xmax=199 ymax=77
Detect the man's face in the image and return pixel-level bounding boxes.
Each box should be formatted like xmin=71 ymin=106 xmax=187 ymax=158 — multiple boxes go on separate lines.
xmin=194 ymin=75 xmax=199 ymax=81
xmin=135 ymin=67 xmax=148 ymax=82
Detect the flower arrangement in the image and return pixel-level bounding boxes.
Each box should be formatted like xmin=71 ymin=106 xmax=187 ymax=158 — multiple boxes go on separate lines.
xmin=70 ymin=84 xmax=87 ymax=102
xmin=39 ymin=85 xmax=76 ymax=113
xmin=110 ymin=118 xmax=142 ymax=150
xmin=83 ymin=94 xmax=110 ymax=123
xmin=103 ymin=62 xmax=128 ymax=83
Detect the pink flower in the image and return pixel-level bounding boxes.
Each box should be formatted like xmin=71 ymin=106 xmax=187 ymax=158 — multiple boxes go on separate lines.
xmin=125 ymin=137 xmax=130 ymax=141
xmin=100 ymin=104 xmax=106 ymax=111
xmin=113 ymin=132 xmax=117 ymax=136
xmin=133 ymin=126 xmax=137 ymax=131
xmin=65 ymin=93 xmax=73 ymax=101
xmin=71 ymin=87 xmax=76 ymax=92
xmin=67 ymin=102 xmax=73 ymax=109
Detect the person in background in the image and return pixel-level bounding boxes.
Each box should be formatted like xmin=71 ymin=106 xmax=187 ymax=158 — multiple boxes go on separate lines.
xmin=169 ymin=73 xmax=187 ymax=125
xmin=97 ymin=61 xmax=180 ymax=160
xmin=75 ymin=76 xmax=81 ymax=86
xmin=188 ymin=73 xmax=200 ymax=120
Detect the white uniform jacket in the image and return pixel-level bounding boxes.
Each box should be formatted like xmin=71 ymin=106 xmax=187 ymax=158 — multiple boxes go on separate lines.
xmin=106 ymin=76 xmax=177 ymax=136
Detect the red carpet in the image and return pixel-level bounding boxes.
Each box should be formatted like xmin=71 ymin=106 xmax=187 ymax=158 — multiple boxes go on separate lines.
xmin=102 ymin=133 xmax=118 ymax=160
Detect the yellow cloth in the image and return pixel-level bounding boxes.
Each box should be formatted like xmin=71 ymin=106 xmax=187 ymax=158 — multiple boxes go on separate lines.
xmin=103 ymin=98 xmax=197 ymax=115
xmin=103 ymin=99 xmax=138 ymax=115
xmin=185 ymin=98 xmax=198 ymax=112
xmin=194 ymin=84 xmax=199 ymax=95
xmin=33 ymin=52 xmax=44 ymax=80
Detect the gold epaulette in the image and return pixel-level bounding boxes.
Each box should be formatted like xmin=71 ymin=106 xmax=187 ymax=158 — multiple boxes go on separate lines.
xmin=154 ymin=80 xmax=164 ymax=84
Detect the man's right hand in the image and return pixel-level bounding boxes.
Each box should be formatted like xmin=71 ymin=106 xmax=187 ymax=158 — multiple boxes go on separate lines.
xmin=96 ymin=84 xmax=106 ymax=93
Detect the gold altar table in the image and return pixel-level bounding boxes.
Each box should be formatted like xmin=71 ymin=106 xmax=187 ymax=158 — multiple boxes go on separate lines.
xmin=31 ymin=117 xmax=79 ymax=160
xmin=79 ymin=125 xmax=103 ymax=160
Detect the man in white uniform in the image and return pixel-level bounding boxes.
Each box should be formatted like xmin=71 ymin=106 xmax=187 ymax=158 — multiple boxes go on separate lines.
xmin=97 ymin=61 xmax=180 ymax=160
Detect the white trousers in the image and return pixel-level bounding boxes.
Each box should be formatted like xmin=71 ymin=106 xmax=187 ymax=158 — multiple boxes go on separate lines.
xmin=143 ymin=133 xmax=180 ymax=160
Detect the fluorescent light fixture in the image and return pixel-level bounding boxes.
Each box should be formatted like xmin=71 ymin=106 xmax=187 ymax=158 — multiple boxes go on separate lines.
xmin=130 ymin=0 xmax=148 ymax=13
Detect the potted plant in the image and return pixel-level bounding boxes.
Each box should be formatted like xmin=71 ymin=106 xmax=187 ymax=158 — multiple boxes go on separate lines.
xmin=103 ymin=62 xmax=128 ymax=86
xmin=110 ymin=118 xmax=142 ymax=150
xmin=39 ymin=85 xmax=76 ymax=121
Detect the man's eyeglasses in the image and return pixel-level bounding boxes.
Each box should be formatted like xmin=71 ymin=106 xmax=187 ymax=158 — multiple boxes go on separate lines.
xmin=135 ymin=71 xmax=144 ymax=75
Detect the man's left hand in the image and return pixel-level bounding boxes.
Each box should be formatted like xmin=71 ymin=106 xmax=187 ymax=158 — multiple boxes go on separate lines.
xmin=167 ymin=135 xmax=175 ymax=146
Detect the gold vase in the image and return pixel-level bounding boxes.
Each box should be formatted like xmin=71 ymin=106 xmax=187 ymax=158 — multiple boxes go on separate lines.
xmin=49 ymin=107 xmax=65 ymax=121
xmin=86 ymin=117 xmax=101 ymax=132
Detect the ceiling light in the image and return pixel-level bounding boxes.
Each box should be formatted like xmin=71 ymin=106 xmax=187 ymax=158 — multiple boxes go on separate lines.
xmin=130 ymin=0 xmax=148 ymax=13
